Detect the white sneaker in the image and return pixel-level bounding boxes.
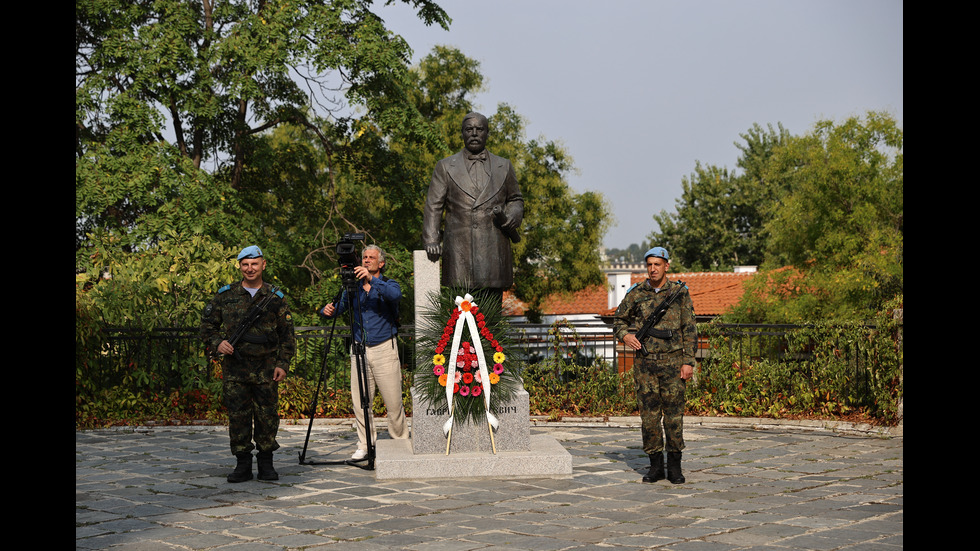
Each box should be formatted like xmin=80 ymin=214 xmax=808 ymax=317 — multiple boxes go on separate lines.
xmin=350 ymin=449 xmax=367 ymax=461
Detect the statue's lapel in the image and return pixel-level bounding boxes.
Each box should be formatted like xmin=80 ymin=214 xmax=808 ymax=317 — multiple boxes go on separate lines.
xmin=447 ymin=151 xmax=480 ymax=200
xmin=473 ymin=152 xmax=505 ymax=207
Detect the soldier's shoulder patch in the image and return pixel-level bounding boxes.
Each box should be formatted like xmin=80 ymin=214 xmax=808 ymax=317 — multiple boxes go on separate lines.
xmin=274 ymin=289 xmax=285 ymax=299
xmin=217 ymin=284 xmax=233 ymax=294
xmin=624 ymin=282 xmax=640 ymax=295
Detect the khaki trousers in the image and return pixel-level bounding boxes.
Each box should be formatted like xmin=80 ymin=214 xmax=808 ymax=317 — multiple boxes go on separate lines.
xmin=350 ymin=338 xmax=409 ymax=450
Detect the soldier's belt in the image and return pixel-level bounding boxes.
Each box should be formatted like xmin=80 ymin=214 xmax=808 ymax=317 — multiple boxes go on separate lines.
xmin=643 ymin=349 xmax=684 ymax=361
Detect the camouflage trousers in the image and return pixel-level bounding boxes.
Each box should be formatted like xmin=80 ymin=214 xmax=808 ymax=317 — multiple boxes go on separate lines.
xmin=223 ymin=379 xmax=281 ymax=455
xmin=632 ymin=356 xmax=687 ymax=455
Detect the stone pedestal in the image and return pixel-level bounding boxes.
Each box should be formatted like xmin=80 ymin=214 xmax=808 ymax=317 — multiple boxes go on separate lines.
xmin=411 ymin=388 xmax=530 ymax=454
xmin=372 ymin=251 xmax=572 ymax=480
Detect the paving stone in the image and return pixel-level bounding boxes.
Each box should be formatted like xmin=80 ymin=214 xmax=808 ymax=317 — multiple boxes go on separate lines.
xmin=76 ymin=421 xmax=902 ymax=550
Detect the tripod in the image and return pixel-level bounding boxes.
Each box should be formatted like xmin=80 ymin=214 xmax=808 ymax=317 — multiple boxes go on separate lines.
xmin=298 ymin=274 xmax=375 ymax=470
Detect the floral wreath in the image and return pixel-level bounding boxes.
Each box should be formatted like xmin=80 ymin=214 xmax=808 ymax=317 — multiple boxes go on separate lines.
xmin=414 ymin=288 xmax=522 ymax=435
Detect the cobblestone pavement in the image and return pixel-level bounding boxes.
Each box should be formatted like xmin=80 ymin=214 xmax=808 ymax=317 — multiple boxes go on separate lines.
xmin=76 ymin=419 xmax=903 ymax=550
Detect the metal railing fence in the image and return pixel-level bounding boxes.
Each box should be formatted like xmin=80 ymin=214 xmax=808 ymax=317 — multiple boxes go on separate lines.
xmin=82 ymin=322 xmax=893 ymax=395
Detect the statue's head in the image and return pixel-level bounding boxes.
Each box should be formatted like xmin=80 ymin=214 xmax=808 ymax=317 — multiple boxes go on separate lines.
xmin=461 ymin=112 xmax=489 ymax=154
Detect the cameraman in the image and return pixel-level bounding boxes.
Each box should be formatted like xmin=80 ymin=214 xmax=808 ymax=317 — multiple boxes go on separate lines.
xmin=320 ymin=245 xmax=408 ymax=460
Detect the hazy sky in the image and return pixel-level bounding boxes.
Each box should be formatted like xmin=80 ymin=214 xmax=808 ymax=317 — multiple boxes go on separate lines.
xmin=375 ymin=0 xmax=903 ymax=249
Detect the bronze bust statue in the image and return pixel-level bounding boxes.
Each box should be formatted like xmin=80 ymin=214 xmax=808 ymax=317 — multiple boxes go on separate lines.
xmin=423 ymin=112 xmax=524 ymax=298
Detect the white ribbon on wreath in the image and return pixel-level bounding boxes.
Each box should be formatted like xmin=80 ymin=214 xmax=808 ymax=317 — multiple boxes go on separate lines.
xmin=442 ymin=294 xmax=500 ymax=437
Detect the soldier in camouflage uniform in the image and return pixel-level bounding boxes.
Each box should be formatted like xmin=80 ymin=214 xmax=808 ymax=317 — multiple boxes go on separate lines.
xmin=613 ymin=247 xmax=696 ymax=484
xmin=200 ymin=246 xmax=296 ymax=483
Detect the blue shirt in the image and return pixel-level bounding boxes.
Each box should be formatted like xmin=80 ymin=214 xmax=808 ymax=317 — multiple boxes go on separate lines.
xmin=322 ymin=275 xmax=401 ymax=346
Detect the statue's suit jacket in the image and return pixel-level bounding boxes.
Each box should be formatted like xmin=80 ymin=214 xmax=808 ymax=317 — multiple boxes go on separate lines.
xmin=423 ymin=149 xmax=524 ymax=290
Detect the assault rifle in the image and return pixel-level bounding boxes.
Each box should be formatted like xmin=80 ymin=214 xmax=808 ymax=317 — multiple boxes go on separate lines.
xmin=227 ymin=285 xmax=281 ymax=360
xmin=634 ymin=282 xmax=685 ymax=356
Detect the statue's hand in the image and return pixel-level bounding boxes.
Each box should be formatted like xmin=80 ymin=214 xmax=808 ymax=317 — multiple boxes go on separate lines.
xmin=425 ymin=243 xmax=442 ymax=261
xmin=491 ymin=205 xmax=516 ymax=230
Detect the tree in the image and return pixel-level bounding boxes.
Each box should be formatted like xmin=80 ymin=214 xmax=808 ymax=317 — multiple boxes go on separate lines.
xmin=651 ymin=163 xmax=746 ymax=271
xmin=81 ymin=231 xmax=242 ymax=329
xmin=76 ymin=0 xmax=451 ymax=328
xmin=76 ymin=0 xmax=449 ymax=181
xmin=648 ymin=123 xmax=788 ymax=271
xmin=648 ymin=113 xmax=901 ymax=322
xmin=76 ymin=0 xmax=449 ymax=262
xmin=756 ymin=111 xmax=903 ymax=320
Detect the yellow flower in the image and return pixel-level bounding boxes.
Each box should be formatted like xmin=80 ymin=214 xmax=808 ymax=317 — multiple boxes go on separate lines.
xmin=493 ymin=352 xmax=506 ymax=364
xmin=433 ymin=354 xmax=446 ymax=365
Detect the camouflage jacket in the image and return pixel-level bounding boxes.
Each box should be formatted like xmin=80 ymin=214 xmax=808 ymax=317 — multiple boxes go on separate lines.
xmin=612 ymin=278 xmax=697 ymax=366
xmin=199 ymin=282 xmax=296 ymax=378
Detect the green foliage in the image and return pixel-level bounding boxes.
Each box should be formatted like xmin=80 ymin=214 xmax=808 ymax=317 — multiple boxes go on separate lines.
xmin=75 ymin=230 xmax=240 ymax=429
xmin=76 ymin=0 xmax=451 ymax=284
xmin=758 ymin=112 xmax=903 ymax=319
xmin=653 ymin=112 xmax=901 ymax=322
xmin=76 ymin=0 xmax=450 ymax=181
xmin=413 ymin=287 xmax=523 ymax=426
xmin=649 ymin=123 xmax=789 ymax=271
xmin=76 ymin=309 xmax=902 ymax=427
xmin=76 ymin=386 xmax=224 ymax=429
xmin=521 ymin=320 xmax=637 ymax=418
xmin=80 ymin=231 xmax=241 ymax=329
xmin=689 ymin=305 xmax=903 ymax=423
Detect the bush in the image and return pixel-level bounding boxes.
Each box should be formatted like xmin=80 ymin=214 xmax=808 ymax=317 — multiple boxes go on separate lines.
xmin=522 ymin=320 xmax=637 ymax=419
xmin=689 ymin=309 xmax=903 ymax=423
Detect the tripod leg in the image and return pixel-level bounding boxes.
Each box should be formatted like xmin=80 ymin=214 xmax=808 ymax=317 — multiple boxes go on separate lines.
xmin=300 ymin=292 xmax=344 ymax=465
xmin=350 ymin=342 xmax=375 ymax=467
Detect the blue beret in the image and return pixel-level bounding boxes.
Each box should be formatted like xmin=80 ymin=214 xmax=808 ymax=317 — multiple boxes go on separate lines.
xmin=237 ymin=245 xmax=264 ymax=260
xmin=644 ymin=247 xmax=669 ymax=261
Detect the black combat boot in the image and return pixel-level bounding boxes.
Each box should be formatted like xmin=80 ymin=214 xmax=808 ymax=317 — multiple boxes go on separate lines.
xmin=666 ymin=451 xmax=686 ymax=484
xmin=642 ymin=453 xmax=666 ymax=483
xmin=256 ymin=451 xmax=279 ymax=481
xmin=227 ymin=452 xmax=253 ymax=483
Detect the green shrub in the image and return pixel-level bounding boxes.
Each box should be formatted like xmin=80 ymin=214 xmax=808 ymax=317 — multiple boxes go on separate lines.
xmin=689 ymin=308 xmax=902 ymax=423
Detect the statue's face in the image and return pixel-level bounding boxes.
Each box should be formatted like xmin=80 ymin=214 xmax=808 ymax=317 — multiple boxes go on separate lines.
xmin=462 ymin=118 xmax=488 ymax=153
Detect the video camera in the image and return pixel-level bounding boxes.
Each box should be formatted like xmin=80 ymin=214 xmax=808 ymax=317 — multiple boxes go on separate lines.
xmin=336 ymin=232 xmax=365 ymax=283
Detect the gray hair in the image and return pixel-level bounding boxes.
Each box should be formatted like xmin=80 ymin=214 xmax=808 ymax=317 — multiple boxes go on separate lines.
xmin=364 ymin=244 xmax=385 ymax=264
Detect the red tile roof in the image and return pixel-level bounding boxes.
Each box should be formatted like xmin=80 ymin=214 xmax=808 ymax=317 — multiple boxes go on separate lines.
xmin=503 ymin=285 xmax=610 ymax=317
xmin=503 ymin=271 xmax=756 ymax=318
xmin=667 ymin=272 xmax=756 ymax=316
